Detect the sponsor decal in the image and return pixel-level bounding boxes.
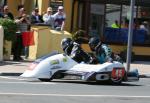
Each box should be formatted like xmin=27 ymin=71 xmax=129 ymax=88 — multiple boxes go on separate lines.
xmin=67 ymin=71 xmax=88 ymax=75
xmin=96 ymin=74 xmax=109 ymax=81
xmin=111 ymin=68 xmax=125 ymax=80
xmin=105 ymin=68 xmax=108 ymax=71
xmin=49 ymin=71 xmax=52 ymax=76
xmin=50 ymin=60 xmax=59 ymax=65
xmin=62 ymin=57 xmax=67 ymax=62
xmin=28 ymin=63 xmax=38 ymax=71
xmin=51 ymin=66 xmax=61 ymax=70
xmin=81 ymin=76 xmax=85 ymax=80
xmin=83 ymin=72 xmax=95 ymax=80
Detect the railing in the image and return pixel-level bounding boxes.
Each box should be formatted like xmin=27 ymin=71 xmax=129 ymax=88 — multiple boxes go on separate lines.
xmin=104 ymin=27 xmax=147 ymax=44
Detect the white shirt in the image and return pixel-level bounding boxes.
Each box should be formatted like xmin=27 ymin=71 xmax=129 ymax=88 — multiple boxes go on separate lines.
xmin=53 ymin=12 xmax=66 ymax=28
xmin=43 ymin=13 xmax=54 ymax=27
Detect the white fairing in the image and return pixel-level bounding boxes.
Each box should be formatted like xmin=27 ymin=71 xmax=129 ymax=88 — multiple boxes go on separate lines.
xmin=68 ymin=61 xmax=124 ymax=73
xmin=21 ymin=54 xmax=78 ymax=78
xmin=21 ymin=52 xmax=124 ymax=79
xmin=21 ymin=53 xmax=139 ymax=82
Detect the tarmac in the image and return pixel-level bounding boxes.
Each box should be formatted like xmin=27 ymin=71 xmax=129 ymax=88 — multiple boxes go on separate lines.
xmin=0 ymin=60 xmax=150 ymax=78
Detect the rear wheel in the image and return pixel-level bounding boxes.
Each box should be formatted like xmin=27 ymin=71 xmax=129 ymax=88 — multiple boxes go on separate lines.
xmin=109 ymin=68 xmax=125 ymax=85
xmin=109 ymin=77 xmax=122 ymax=85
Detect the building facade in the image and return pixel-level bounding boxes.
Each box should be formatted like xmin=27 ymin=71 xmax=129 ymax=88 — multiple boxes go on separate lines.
xmin=2 ymin=0 xmax=72 ymax=32
xmin=2 ymin=0 xmax=150 ymax=59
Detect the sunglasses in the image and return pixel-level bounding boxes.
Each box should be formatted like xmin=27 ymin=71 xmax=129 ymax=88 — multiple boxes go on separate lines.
xmin=35 ymin=10 xmax=39 ymax=12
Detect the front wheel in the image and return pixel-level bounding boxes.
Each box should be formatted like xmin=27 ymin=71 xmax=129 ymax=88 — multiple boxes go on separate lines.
xmin=38 ymin=78 xmax=52 ymax=82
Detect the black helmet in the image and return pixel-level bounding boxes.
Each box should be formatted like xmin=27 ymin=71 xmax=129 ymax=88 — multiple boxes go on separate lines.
xmin=88 ymin=37 xmax=100 ymax=51
xmin=61 ymin=38 xmax=73 ymax=52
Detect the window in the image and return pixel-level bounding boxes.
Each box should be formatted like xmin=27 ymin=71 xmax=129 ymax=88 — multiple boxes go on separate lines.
xmin=89 ymin=4 xmax=105 ymax=38
xmin=49 ymin=0 xmax=63 ymax=14
xmin=105 ymin=4 xmax=121 ymax=28
xmin=104 ymin=4 xmax=122 ymax=43
xmin=104 ymin=4 xmax=150 ymax=45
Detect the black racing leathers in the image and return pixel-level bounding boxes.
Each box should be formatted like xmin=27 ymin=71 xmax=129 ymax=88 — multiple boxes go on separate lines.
xmin=64 ymin=43 xmax=93 ymax=64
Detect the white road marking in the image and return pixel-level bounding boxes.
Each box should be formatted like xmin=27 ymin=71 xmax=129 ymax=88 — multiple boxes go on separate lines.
xmin=0 ymin=93 xmax=149 ymax=98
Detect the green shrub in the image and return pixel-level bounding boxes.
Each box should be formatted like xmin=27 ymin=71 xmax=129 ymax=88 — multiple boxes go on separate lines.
xmin=0 ymin=18 xmax=17 ymax=41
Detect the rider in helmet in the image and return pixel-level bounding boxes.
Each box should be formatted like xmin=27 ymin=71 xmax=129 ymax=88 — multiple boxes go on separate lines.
xmin=61 ymin=38 xmax=93 ymax=64
xmin=61 ymin=38 xmax=73 ymax=55
xmin=88 ymin=37 xmax=113 ymax=64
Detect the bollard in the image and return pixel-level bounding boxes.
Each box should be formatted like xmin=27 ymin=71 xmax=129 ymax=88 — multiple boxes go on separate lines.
xmin=0 ymin=26 xmax=4 ymax=61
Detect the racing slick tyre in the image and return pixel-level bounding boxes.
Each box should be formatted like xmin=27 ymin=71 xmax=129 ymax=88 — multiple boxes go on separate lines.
xmin=109 ymin=77 xmax=122 ymax=85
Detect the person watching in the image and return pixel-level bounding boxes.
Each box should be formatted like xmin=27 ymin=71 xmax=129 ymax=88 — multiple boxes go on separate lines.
xmin=12 ymin=7 xmax=30 ymax=61
xmin=3 ymin=5 xmax=14 ymax=20
xmin=111 ymin=20 xmax=120 ymax=28
xmin=43 ymin=7 xmax=54 ymax=28
xmin=53 ymin=6 xmax=66 ymax=31
xmin=0 ymin=6 xmax=3 ymax=18
xmin=30 ymin=7 xmax=43 ymax=24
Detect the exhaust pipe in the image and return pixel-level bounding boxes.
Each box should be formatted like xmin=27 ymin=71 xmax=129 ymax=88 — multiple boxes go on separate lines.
xmin=127 ymin=69 xmax=139 ymax=82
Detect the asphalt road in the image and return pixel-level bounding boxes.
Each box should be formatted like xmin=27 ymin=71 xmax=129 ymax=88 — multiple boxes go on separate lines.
xmin=0 ymin=76 xmax=150 ymax=103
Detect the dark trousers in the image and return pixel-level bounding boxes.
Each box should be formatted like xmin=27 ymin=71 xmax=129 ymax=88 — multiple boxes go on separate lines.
xmin=12 ymin=33 xmax=24 ymax=60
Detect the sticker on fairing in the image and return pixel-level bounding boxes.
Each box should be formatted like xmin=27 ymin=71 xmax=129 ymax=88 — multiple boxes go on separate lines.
xmin=62 ymin=57 xmax=67 ymax=62
xmin=28 ymin=63 xmax=38 ymax=70
xmin=50 ymin=60 xmax=59 ymax=65
xmin=51 ymin=66 xmax=61 ymax=70
xmin=111 ymin=68 xmax=125 ymax=79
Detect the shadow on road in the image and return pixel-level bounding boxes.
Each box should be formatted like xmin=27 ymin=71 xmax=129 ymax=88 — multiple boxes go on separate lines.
xmin=37 ymin=79 xmax=142 ymax=86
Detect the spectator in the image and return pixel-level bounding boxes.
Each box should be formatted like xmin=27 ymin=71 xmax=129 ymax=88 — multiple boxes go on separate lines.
xmin=15 ymin=7 xmax=30 ymax=32
xmin=53 ymin=6 xmax=66 ymax=31
xmin=3 ymin=5 xmax=14 ymax=20
xmin=43 ymin=7 xmax=54 ymax=28
xmin=30 ymin=7 xmax=43 ymax=24
xmin=111 ymin=20 xmax=120 ymax=28
xmin=17 ymin=4 xmax=24 ymax=11
xmin=12 ymin=7 xmax=30 ymax=61
xmin=140 ymin=21 xmax=149 ymax=31
xmin=140 ymin=21 xmax=150 ymax=42
xmin=0 ymin=6 xmax=4 ymax=18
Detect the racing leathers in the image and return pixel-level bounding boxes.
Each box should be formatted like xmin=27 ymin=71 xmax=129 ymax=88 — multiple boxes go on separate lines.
xmin=94 ymin=42 xmax=113 ymax=64
xmin=64 ymin=42 xmax=93 ymax=64
xmin=93 ymin=43 xmax=123 ymax=64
